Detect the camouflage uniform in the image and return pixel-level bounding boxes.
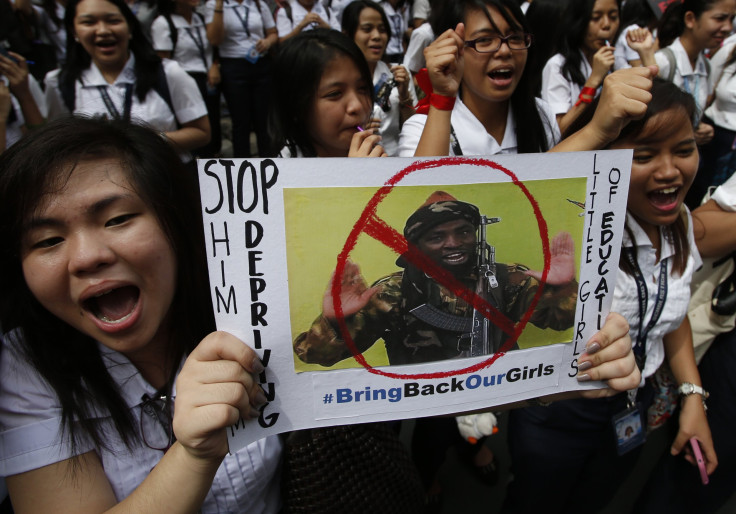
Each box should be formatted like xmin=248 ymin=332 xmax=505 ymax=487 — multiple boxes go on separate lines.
xmin=294 ymin=264 xmax=577 ymax=366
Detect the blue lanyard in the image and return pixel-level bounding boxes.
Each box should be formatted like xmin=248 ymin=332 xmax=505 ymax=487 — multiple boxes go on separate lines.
xmin=186 ymin=25 xmax=208 ymax=68
xmin=231 ymin=2 xmax=251 ymax=38
xmin=623 ymin=247 xmax=669 ymax=372
xmin=97 ymin=83 xmax=133 ymax=121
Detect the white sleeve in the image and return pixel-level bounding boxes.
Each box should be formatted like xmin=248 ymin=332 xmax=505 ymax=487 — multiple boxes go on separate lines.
xmin=151 ymin=16 xmax=174 ymax=52
xmin=397 ymin=113 xmax=428 ymax=156
xmin=27 ymin=74 xmax=48 ymax=118
xmin=43 ymin=69 xmax=71 ymax=119
xmin=402 ymin=25 xmax=432 ymax=73
xmin=275 ymin=7 xmax=292 ymax=36
xmin=711 ymin=173 xmax=736 ymax=211
xmin=0 ymin=332 xmax=94 ymax=476
xmin=204 ymin=0 xmax=216 ymax=24
xmin=654 ymin=51 xmax=670 ymax=79
xmin=163 ymin=60 xmax=208 ymax=123
xmin=541 ymin=55 xmax=573 ymax=115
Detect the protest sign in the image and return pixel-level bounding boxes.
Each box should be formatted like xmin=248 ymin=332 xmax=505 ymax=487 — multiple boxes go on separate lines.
xmin=198 ymin=151 xmax=632 ymax=452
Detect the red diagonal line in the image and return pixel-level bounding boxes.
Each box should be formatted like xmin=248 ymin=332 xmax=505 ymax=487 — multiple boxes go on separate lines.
xmin=361 ymin=212 xmax=517 ymax=337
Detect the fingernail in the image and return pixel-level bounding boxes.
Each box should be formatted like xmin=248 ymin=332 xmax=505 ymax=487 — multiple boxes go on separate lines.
xmin=585 ymin=342 xmax=601 ymax=355
xmin=578 ymin=361 xmax=593 ymax=372
xmin=577 ymin=373 xmax=591 ymax=382
xmin=249 ymin=407 xmax=261 ymax=419
xmin=254 ymin=389 xmax=268 ymax=408
xmin=252 ymin=357 xmax=265 ymax=374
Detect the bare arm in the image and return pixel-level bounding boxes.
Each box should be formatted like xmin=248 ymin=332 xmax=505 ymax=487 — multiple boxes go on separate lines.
xmin=692 ymin=199 xmax=736 ymax=258
xmin=206 ymin=0 xmax=225 ymax=46
xmin=164 ymin=115 xmax=211 ymax=152
xmin=664 ymin=318 xmax=718 ymax=474
xmin=551 ymin=66 xmax=657 ymax=152
xmin=413 ymin=24 xmax=465 ymax=157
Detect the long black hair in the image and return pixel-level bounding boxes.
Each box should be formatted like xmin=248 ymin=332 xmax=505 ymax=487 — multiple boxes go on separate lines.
xmin=268 ymin=29 xmax=374 ymax=157
xmin=558 ymin=0 xmax=621 ymax=87
xmin=658 ymin=0 xmax=720 ymax=49
xmin=342 ymin=0 xmax=393 ymax=42
xmin=564 ymin=79 xmax=697 ymax=276
xmin=0 ymin=116 xmax=215 ymax=452
xmin=448 ymin=0 xmax=556 ymax=153
xmin=61 ymin=0 xmax=162 ymax=103
xmin=525 ymin=0 xmax=570 ymax=96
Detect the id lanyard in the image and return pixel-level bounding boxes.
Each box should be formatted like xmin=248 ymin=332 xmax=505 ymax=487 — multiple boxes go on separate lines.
xmin=232 ymin=2 xmax=251 ymax=38
xmin=623 ymin=247 xmax=669 ymax=403
xmin=186 ymin=25 xmax=209 ymax=69
xmin=97 ymin=83 xmax=133 ymax=122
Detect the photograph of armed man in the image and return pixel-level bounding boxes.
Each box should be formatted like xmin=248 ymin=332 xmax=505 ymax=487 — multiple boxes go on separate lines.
xmin=294 ymin=191 xmax=578 ymax=367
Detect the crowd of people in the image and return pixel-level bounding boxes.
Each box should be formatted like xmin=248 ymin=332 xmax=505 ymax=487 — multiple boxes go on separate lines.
xmin=0 ymin=0 xmax=735 ymax=512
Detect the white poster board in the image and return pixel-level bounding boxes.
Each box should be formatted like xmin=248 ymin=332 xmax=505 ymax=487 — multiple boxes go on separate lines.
xmin=198 ymin=151 xmax=632 ymax=452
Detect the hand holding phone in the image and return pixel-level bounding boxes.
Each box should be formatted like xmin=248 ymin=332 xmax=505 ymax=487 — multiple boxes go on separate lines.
xmin=689 ymin=437 xmax=709 ymax=485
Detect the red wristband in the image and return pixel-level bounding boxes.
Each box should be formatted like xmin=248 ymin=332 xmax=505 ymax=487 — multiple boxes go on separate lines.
xmin=429 ymin=93 xmax=456 ymax=111
xmin=574 ymin=86 xmax=597 ymax=107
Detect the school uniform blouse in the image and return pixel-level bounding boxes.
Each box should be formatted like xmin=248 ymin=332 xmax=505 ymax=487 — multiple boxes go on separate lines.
xmin=378 ymin=0 xmax=409 ymax=57
xmin=4 ymin=75 xmax=47 ymax=149
xmin=705 ymin=38 xmax=736 ymax=131
xmin=711 ymin=169 xmax=736 ymax=208
xmin=204 ymin=0 xmax=276 ymax=59
xmin=44 ymin=56 xmax=207 ymax=131
xmin=0 ymin=333 xmax=283 ymax=513
xmin=541 ymin=52 xmax=593 ymax=116
xmin=373 ymin=60 xmax=416 ymax=156
xmin=402 ymin=22 xmax=434 ymax=73
xmin=275 ymin=0 xmax=339 ymax=36
xmin=397 ymin=96 xmax=559 ymax=156
xmin=611 ymin=212 xmax=701 ymax=384
xmin=655 ymin=38 xmax=713 ymax=121
xmin=614 ymin=24 xmax=642 ymax=70
xmin=151 ymin=12 xmax=213 ymax=74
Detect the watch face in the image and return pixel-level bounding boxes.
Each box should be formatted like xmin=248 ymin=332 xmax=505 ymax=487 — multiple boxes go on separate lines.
xmin=683 ymin=384 xmax=693 ymax=394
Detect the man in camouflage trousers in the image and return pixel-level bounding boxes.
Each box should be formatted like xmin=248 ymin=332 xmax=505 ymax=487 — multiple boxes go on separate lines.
xmin=294 ymin=191 xmax=578 ymax=366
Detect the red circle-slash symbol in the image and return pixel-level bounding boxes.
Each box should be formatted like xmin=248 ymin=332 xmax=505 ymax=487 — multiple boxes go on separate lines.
xmin=331 ymin=157 xmax=552 ymax=380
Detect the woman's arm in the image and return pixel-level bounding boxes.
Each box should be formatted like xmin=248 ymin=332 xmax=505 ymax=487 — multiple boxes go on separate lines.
xmin=555 ymin=46 xmax=616 ymax=135
xmin=551 ymin=66 xmax=657 ymax=152
xmin=413 ymin=24 xmax=465 ymax=157
xmin=6 ymin=332 xmax=265 ymax=513
xmin=2 ymin=53 xmax=44 ymax=130
xmin=692 ymin=199 xmax=736 ymax=258
xmin=663 ymin=317 xmax=718 ymax=475
xmin=206 ymin=0 xmax=225 ymax=46
xmin=164 ymin=115 xmax=210 ymax=152
xmin=255 ymin=27 xmax=278 ymax=54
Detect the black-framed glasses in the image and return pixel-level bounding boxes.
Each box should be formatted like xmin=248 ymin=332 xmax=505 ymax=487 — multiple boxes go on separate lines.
xmin=464 ymin=33 xmax=533 ymax=53
xmin=140 ymin=393 xmax=175 ymax=451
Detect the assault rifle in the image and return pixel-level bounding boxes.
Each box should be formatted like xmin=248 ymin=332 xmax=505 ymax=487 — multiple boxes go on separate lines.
xmin=409 ymin=215 xmax=502 ymax=356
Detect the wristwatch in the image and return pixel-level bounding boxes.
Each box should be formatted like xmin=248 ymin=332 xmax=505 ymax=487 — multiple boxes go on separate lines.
xmin=678 ymin=382 xmax=709 ymax=398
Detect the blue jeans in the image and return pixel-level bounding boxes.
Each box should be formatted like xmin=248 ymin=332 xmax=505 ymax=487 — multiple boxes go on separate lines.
xmin=219 ymin=56 xmax=273 ymax=157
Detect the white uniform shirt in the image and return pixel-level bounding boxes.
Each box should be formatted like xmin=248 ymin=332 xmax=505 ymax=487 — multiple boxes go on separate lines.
xmin=614 ymin=24 xmax=644 ymax=70
xmin=398 ymin=96 xmax=559 ymax=156
xmin=44 ymin=56 xmax=207 ymax=132
xmin=204 ymin=0 xmax=276 ymax=58
xmin=275 ymin=0 xmax=339 ymax=37
xmin=402 ymin=22 xmax=434 ymax=73
xmin=4 ymin=75 xmax=47 ymax=149
xmin=655 ymin=38 xmax=713 ymax=121
xmin=151 ymin=13 xmax=213 ymax=73
xmin=611 ymin=212 xmax=701 ymax=384
xmin=541 ymin=52 xmax=594 ymax=116
xmin=705 ymin=38 xmax=736 ymax=131
xmin=372 ymin=60 xmax=416 ymax=156
xmin=411 ymin=0 xmax=430 ymax=21
xmin=711 ymin=169 xmax=736 ymax=208
xmin=0 ymin=334 xmax=283 ymax=513
xmin=379 ymin=0 xmax=408 ymax=56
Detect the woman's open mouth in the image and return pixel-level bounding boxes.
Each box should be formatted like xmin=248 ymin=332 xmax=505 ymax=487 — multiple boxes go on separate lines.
xmin=84 ymin=285 xmax=140 ymax=324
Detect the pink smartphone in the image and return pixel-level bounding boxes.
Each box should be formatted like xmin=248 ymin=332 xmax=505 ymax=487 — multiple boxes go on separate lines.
xmin=690 ymin=437 xmax=709 ymax=485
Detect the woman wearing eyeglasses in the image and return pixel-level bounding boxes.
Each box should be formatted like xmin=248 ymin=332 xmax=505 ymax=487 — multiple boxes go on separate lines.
xmin=398 ymin=0 xmax=653 ymax=158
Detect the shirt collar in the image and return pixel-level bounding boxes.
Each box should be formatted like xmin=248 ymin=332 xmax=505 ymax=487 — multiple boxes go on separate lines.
xmin=80 ymin=54 xmax=137 ymax=87
xmin=622 ymin=211 xmax=677 ymax=262
xmin=673 ymin=38 xmax=708 ymax=76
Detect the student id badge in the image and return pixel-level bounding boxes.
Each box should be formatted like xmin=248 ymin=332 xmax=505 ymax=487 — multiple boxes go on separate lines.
xmin=244 ymin=43 xmax=261 ymax=63
xmin=612 ymin=404 xmax=646 ymax=455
